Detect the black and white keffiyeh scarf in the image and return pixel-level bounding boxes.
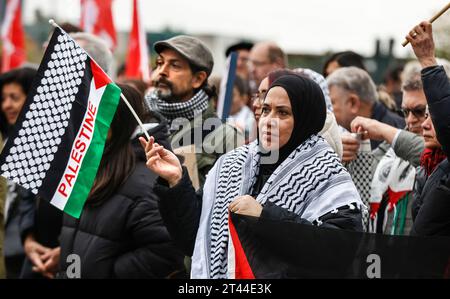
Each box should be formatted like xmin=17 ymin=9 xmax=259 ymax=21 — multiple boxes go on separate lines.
xmin=191 ymin=135 xmax=365 ymax=278
xmin=146 ymin=89 xmax=209 ymax=123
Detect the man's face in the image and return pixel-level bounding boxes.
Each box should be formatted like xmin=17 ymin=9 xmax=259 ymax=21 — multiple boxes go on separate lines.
xmin=252 ymin=77 xmax=269 ymax=123
xmin=401 ymin=89 xmax=427 ymax=135
xmin=329 ymin=85 xmax=356 ymax=131
xmin=236 ymin=49 xmax=251 ymax=79
xmin=249 ymin=46 xmax=278 ymax=86
xmin=151 ymin=49 xmax=197 ymax=102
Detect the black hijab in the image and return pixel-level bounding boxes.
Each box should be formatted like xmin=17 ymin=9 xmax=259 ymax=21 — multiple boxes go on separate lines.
xmin=256 ymin=74 xmax=327 ymax=181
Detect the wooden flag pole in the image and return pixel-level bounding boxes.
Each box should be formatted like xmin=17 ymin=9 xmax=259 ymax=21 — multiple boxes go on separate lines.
xmin=49 ymin=19 xmax=151 ymax=140
xmin=402 ymin=2 xmax=450 ymax=47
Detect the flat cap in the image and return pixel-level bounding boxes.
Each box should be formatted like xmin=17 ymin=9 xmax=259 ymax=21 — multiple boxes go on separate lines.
xmin=154 ymin=35 xmax=214 ymax=76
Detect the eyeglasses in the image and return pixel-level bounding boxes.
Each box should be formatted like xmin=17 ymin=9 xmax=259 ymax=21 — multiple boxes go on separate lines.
xmin=401 ymin=106 xmax=426 ymax=118
xmin=251 ymin=91 xmax=267 ymax=105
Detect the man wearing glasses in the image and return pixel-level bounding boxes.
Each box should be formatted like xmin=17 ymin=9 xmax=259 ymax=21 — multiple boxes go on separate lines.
xmin=345 ymin=65 xmax=429 ymax=234
xmin=349 ymin=64 xmax=427 ymax=167
xmin=248 ymin=42 xmax=287 ymax=87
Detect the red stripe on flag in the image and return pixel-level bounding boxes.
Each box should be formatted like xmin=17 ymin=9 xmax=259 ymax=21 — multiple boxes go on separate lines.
xmin=387 ymin=188 xmax=409 ymax=212
xmin=90 ymin=60 xmax=111 ymax=89
xmin=229 ymin=213 xmax=255 ymax=279
xmin=370 ymin=202 xmax=380 ymax=219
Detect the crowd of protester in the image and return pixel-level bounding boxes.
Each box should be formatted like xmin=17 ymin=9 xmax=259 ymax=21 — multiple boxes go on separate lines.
xmin=0 ymin=19 xmax=449 ymax=279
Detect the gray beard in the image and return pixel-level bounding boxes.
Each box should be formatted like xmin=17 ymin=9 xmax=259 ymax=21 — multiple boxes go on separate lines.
xmin=155 ymin=88 xmax=175 ymax=102
xmin=156 ymin=88 xmax=193 ymax=103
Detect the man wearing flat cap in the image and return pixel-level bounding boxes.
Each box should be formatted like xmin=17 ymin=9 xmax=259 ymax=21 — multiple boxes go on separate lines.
xmin=146 ymin=35 xmax=243 ymax=187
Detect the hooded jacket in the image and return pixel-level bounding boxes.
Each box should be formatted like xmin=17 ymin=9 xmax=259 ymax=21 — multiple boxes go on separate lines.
xmin=411 ymin=65 xmax=450 ymax=236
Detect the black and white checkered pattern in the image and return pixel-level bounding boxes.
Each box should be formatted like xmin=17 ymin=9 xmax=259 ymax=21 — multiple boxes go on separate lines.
xmin=146 ymin=89 xmax=209 ymax=123
xmin=0 ymin=31 xmax=88 ymax=195
xmin=344 ymin=139 xmax=373 ymax=230
xmin=201 ymin=135 xmax=363 ymax=278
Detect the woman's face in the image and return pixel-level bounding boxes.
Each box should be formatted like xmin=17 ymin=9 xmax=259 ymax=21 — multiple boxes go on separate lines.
xmin=259 ymin=86 xmax=294 ymax=151
xmin=421 ymin=112 xmax=441 ymax=149
xmin=1 ymin=82 xmax=27 ymax=125
xmin=252 ymin=77 xmax=269 ymax=123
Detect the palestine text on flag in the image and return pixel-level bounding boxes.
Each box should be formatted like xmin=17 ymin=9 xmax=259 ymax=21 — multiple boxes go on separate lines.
xmin=0 ymin=27 xmax=121 ymax=218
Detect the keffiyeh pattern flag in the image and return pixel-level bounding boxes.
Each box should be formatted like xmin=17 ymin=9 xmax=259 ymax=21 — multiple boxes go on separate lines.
xmin=0 ymin=27 xmax=121 ymax=218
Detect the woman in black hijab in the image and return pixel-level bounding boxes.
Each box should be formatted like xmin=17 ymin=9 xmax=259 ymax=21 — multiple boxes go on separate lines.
xmin=251 ymin=73 xmax=327 ymax=196
xmin=141 ymin=74 xmax=364 ymax=278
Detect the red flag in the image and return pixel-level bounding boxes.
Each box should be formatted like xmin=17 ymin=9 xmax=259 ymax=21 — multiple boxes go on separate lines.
xmin=1 ymin=0 xmax=26 ymax=73
xmin=80 ymin=0 xmax=117 ymax=50
xmin=124 ymin=0 xmax=150 ymax=82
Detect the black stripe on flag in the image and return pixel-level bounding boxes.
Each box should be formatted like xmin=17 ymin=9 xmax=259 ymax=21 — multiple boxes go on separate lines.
xmin=230 ymin=213 xmax=450 ymax=278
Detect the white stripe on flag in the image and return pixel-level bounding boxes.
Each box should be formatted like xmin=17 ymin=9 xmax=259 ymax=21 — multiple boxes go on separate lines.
xmin=50 ymin=79 xmax=106 ymax=210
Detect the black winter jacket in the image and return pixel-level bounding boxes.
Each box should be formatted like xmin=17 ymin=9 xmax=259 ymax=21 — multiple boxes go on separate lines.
xmin=411 ymin=159 xmax=450 ymax=222
xmin=155 ymin=168 xmax=363 ymax=257
xmin=411 ymin=65 xmax=450 ymax=236
xmin=58 ymin=114 xmax=185 ymax=278
xmin=18 ymin=196 xmax=62 ymax=278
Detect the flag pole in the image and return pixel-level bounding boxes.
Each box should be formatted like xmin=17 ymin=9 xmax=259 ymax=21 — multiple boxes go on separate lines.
xmin=49 ymin=19 xmax=58 ymax=28
xmin=49 ymin=19 xmax=151 ymax=141
xmin=120 ymin=93 xmax=150 ymax=140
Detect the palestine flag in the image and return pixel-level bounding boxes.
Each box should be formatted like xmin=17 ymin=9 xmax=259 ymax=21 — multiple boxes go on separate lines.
xmin=0 ymin=26 xmax=121 ymax=218
xmin=229 ymin=213 xmax=450 ymax=278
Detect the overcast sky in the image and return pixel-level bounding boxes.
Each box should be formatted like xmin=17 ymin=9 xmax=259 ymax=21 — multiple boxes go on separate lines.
xmin=22 ymin=0 xmax=450 ymax=57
